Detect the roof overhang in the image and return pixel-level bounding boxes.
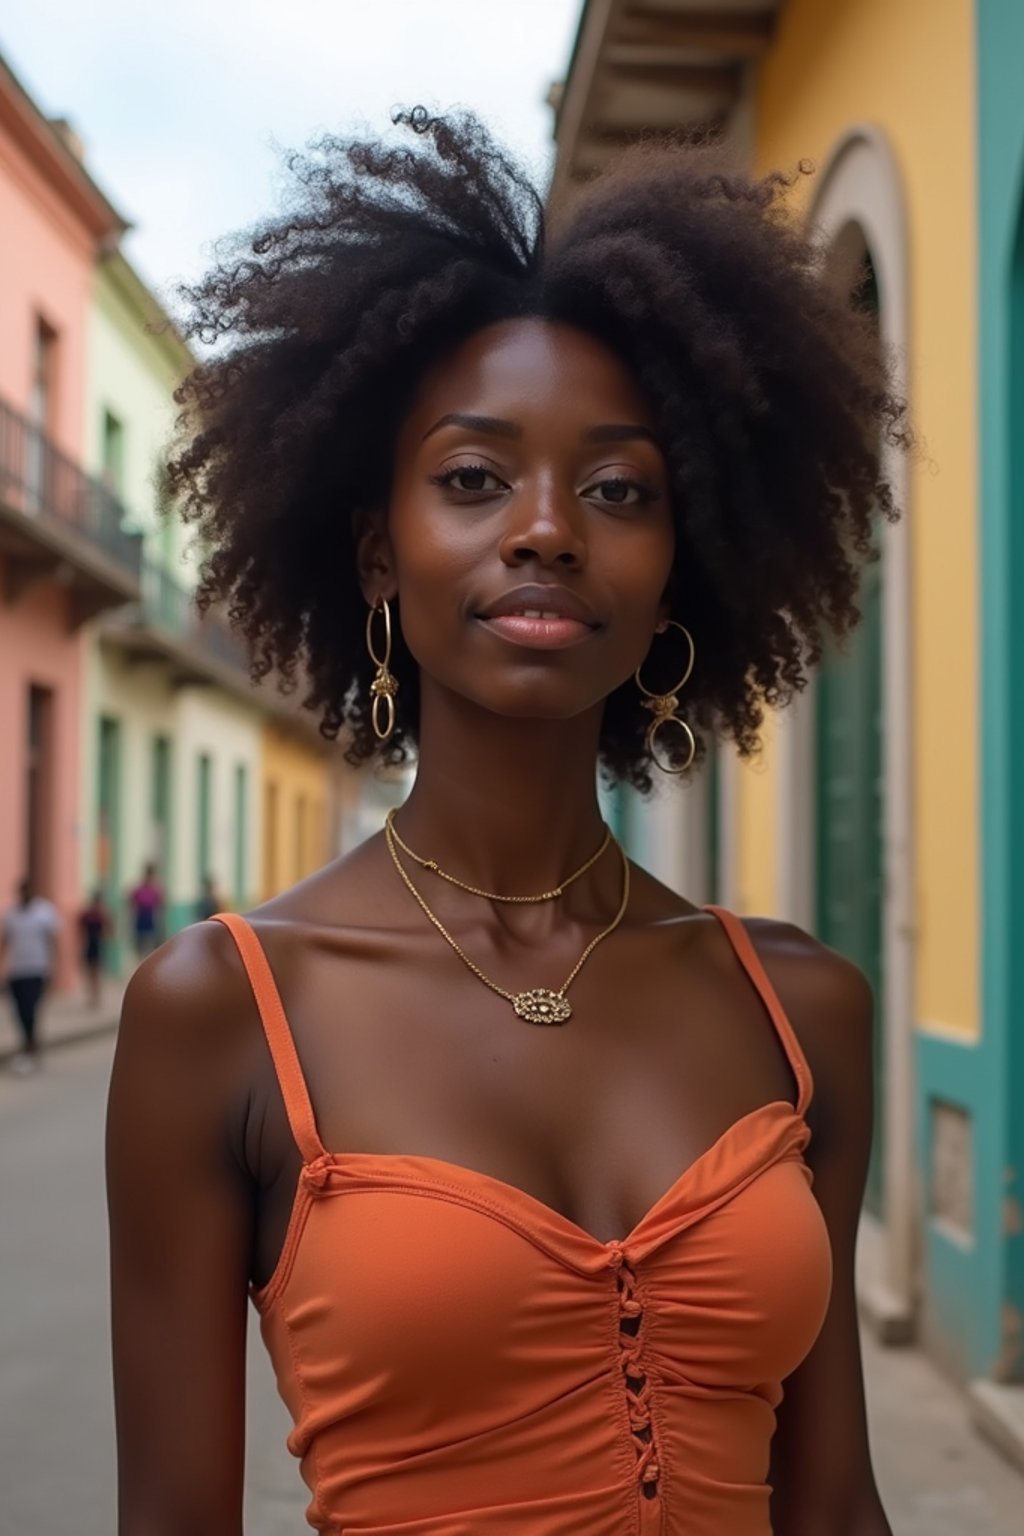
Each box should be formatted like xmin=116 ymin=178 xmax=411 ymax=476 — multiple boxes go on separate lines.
xmin=550 ymin=0 xmax=784 ymax=198
xmin=0 ymin=51 xmax=128 ymax=248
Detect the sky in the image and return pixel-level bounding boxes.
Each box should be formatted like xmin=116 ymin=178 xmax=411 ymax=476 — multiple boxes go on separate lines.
xmin=0 ymin=0 xmax=581 ymax=315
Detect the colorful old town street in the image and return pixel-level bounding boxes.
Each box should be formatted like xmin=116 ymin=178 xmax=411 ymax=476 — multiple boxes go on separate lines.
xmin=1 ymin=0 xmax=1022 ymax=1527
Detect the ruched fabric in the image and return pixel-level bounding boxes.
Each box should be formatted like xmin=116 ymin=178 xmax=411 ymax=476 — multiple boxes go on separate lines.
xmin=214 ymin=906 xmax=833 ymax=1536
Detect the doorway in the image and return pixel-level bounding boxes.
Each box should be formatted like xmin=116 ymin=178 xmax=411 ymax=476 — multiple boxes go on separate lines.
xmin=97 ymin=715 xmax=122 ymax=969
xmin=778 ymin=126 xmax=916 ymax=1329
xmin=814 ymin=247 xmax=886 ymax=1213
xmin=26 ymin=685 xmax=56 ymax=894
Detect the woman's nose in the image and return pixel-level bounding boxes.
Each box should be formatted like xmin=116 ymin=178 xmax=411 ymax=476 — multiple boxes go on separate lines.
xmin=498 ymin=482 xmax=586 ymax=569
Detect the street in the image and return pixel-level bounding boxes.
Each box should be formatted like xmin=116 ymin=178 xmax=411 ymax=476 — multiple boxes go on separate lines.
xmin=1 ymin=1035 xmax=1020 ymax=1536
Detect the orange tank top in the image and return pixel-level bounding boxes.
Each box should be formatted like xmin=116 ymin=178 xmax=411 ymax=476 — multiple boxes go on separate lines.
xmin=214 ymin=906 xmax=833 ymax=1536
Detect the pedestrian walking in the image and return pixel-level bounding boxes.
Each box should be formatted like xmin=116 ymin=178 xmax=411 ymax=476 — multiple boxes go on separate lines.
xmin=108 ymin=112 xmax=905 ymax=1534
xmin=78 ymin=888 xmax=111 ymax=1006
xmin=126 ymin=863 xmax=163 ymax=960
xmin=194 ymin=873 xmax=221 ymax=923
xmin=2 ymin=877 xmax=60 ymax=1075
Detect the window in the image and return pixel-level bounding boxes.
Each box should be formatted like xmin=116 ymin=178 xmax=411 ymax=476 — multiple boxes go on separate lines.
xmin=233 ymin=763 xmax=247 ymax=907
xmin=101 ymin=409 xmax=125 ymax=497
xmin=295 ymin=794 xmax=307 ymax=883
xmin=196 ymin=752 xmax=212 ymax=897
xmin=30 ymin=317 xmax=58 ymax=431
xmin=151 ymin=735 xmax=171 ymax=877
xmin=264 ymin=780 xmax=279 ymax=898
xmin=26 ymin=317 xmax=58 ymax=511
xmin=27 ymin=686 xmax=56 ymax=892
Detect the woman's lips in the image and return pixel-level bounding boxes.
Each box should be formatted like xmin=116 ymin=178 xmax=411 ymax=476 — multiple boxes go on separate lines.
xmin=477 ymin=614 xmax=595 ymax=649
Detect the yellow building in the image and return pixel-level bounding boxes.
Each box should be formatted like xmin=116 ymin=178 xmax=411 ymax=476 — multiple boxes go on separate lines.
xmin=553 ymin=0 xmax=1023 ymax=1443
xmin=261 ymin=721 xmax=339 ymax=899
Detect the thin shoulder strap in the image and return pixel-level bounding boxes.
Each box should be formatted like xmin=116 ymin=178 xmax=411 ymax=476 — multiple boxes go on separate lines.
xmin=703 ymin=905 xmax=813 ymax=1115
xmin=212 ymin=912 xmax=326 ymax=1165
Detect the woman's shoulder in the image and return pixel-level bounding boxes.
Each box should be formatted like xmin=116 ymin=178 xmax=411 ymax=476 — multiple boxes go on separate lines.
xmin=118 ymin=918 xmax=261 ymax=1072
xmin=733 ymin=914 xmax=873 ymax=1019
xmin=732 ymin=914 xmax=875 ymax=1141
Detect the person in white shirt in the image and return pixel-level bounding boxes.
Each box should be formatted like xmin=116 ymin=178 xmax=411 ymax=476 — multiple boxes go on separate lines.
xmin=1 ymin=878 xmax=60 ymax=1075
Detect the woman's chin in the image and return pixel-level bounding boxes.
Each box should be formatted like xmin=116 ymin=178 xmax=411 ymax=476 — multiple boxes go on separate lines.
xmin=466 ymin=684 xmax=606 ymax=726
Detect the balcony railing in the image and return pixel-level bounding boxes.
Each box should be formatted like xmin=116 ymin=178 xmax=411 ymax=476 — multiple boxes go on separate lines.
xmin=0 ymin=395 xmax=143 ymax=586
xmin=105 ymin=558 xmax=323 ymax=743
xmin=140 ymin=558 xmax=251 ymax=677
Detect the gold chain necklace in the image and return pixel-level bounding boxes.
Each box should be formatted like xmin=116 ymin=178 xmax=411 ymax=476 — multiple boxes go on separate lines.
xmin=383 ymin=815 xmax=631 ymax=1024
xmin=385 ymin=810 xmax=611 ymax=903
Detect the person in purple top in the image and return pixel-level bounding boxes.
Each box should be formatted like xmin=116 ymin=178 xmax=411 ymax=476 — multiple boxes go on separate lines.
xmin=128 ymin=863 xmax=163 ymax=959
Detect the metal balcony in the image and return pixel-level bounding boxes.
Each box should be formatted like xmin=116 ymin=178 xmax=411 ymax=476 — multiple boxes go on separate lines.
xmin=102 ymin=560 xmax=327 ymax=743
xmin=0 ymin=395 xmax=142 ymax=623
xmin=103 ymin=558 xmax=254 ymax=696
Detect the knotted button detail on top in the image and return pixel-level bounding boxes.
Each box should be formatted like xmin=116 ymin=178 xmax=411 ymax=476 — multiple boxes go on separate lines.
xmin=616 ymin=1256 xmax=660 ymax=1496
xmin=301 ymin=1156 xmax=334 ymax=1191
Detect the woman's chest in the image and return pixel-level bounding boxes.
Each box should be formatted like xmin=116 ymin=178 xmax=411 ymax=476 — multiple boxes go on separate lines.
xmin=245 ymin=924 xmax=804 ymax=1290
xmin=261 ymin=1150 xmax=833 ymax=1398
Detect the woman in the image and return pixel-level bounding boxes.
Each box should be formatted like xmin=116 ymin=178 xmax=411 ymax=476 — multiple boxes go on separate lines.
xmin=107 ymin=111 xmax=904 ymax=1535
xmin=78 ymin=887 xmax=110 ymax=1006
xmin=194 ymin=873 xmax=222 ymax=924
xmin=127 ymin=862 xmax=163 ymax=960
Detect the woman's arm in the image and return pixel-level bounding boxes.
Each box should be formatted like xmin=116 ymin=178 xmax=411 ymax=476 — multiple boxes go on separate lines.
xmin=753 ymin=924 xmax=893 ymax=1536
xmin=106 ymin=924 xmax=256 ymax=1536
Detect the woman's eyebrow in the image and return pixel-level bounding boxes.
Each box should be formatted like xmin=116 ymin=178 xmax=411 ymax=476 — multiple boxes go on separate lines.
xmin=421 ymin=413 xmax=522 ymax=441
xmin=582 ymin=424 xmax=660 ymax=445
xmin=420 ymin=415 xmax=660 ymax=446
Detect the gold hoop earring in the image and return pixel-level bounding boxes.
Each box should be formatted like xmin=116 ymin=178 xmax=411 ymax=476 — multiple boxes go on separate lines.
xmin=366 ymin=596 xmax=398 ymax=742
xmin=635 ymin=620 xmax=696 ymax=775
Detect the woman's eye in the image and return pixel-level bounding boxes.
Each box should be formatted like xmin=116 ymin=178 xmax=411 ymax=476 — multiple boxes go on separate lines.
xmin=433 ymin=465 xmax=505 ymax=495
xmin=583 ymin=476 xmax=651 ymax=506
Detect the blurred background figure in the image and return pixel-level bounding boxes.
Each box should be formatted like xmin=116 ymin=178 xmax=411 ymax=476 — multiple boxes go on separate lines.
xmin=77 ymin=888 xmax=110 ymax=1007
xmin=194 ymin=873 xmax=221 ymax=923
xmin=127 ymin=863 xmax=163 ymax=960
xmin=1 ymin=876 xmax=60 ymax=1074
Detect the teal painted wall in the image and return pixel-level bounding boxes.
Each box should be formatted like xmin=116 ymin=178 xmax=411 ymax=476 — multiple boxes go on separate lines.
xmin=913 ymin=0 xmax=1024 ymax=1385
xmin=915 ymin=1031 xmax=990 ymax=1380
xmin=972 ymin=0 xmax=1024 ymax=1381
xmin=1007 ymin=200 xmax=1024 ymax=1363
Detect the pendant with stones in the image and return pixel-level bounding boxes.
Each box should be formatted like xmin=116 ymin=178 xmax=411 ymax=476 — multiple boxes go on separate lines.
xmin=512 ymin=988 xmax=572 ymax=1025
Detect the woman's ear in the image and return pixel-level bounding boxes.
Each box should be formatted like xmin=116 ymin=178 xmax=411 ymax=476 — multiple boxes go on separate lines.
xmin=354 ymin=508 xmax=397 ymax=605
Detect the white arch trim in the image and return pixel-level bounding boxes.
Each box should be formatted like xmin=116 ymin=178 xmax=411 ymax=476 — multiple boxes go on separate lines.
xmin=774 ymin=123 xmax=917 ymax=1334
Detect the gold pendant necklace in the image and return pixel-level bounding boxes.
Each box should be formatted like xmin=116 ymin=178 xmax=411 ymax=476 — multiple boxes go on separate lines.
xmin=383 ymin=815 xmax=630 ymax=1024
xmin=384 ymin=810 xmax=611 ymax=903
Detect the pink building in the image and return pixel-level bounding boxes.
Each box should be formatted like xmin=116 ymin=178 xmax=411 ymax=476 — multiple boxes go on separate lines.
xmin=0 ymin=55 xmax=139 ymax=979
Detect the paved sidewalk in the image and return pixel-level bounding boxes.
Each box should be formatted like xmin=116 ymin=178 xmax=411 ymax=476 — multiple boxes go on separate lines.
xmin=0 ymin=975 xmax=123 ymax=1065
xmin=863 ymin=1325 xmax=1023 ymax=1534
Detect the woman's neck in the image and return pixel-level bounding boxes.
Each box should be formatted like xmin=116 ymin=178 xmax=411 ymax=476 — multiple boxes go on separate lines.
xmin=395 ymin=692 xmax=609 ymax=900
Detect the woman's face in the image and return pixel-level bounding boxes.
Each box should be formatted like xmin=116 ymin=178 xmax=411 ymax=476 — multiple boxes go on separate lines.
xmin=367 ymin=318 xmax=676 ymax=724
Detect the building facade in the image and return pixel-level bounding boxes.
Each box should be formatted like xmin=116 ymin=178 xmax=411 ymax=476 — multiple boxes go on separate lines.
xmin=1 ymin=49 xmax=345 ymax=986
xmin=81 ymin=250 xmax=198 ymax=962
xmin=551 ymin=0 xmax=1021 ymax=1455
xmin=81 ymin=250 xmax=342 ymax=958
xmin=261 ymin=721 xmax=336 ymax=902
xmin=0 ymin=57 xmax=137 ymax=981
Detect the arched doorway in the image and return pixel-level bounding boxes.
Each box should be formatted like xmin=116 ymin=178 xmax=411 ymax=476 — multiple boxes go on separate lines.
xmin=776 ymin=126 xmax=916 ymax=1335
xmin=814 ymin=239 xmax=886 ymax=1214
